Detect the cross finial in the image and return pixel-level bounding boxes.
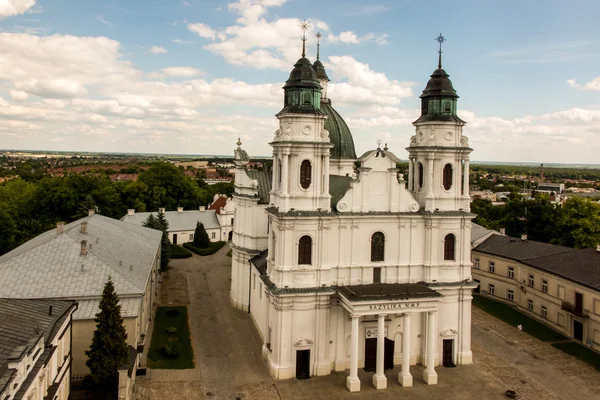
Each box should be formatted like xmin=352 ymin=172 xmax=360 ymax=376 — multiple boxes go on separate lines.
xmin=300 ymin=19 xmax=309 ymax=57
xmin=315 ymin=31 xmax=322 ymax=60
xmin=435 ymin=33 xmax=445 ymax=69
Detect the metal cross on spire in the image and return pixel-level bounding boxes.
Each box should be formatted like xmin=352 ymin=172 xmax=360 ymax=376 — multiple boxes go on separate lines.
xmin=300 ymin=19 xmax=309 ymax=57
xmin=315 ymin=31 xmax=322 ymax=60
xmin=435 ymin=33 xmax=446 ymax=69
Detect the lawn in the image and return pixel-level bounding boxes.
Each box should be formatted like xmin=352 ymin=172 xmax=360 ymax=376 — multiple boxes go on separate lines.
xmin=472 ymin=295 xmax=568 ymax=342
xmin=147 ymin=306 xmax=195 ymax=369
xmin=170 ymin=244 xmax=192 ymax=259
xmin=183 ymin=241 xmax=226 ymax=256
xmin=552 ymin=342 xmax=600 ymax=371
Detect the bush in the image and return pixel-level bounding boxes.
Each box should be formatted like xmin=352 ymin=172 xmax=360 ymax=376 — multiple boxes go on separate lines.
xmin=160 ymin=340 xmax=181 ymax=358
xmin=165 ymin=327 xmax=178 ymax=334
xmin=166 ymin=309 xmax=180 ymax=317
xmin=183 ymin=241 xmax=226 ymax=256
xmin=169 ymin=244 xmax=192 ymax=259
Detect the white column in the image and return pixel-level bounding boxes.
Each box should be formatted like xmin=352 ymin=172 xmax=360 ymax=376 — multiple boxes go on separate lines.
xmin=372 ymin=314 xmax=387 ymax=389
xmin=463 ymin=159 xmax=470 ymax=198
xmin=398 ymin=313 xmax=413 ymax=386
xmin=423 ymin=310 xmax=438 ymax=385
xmin=408 ymin=158 xmax=414 ymax=191
xmin=346 ymin=315 xmax=361 ymax=392
xmin=427 ymin=157 xmax=434 ymax=198
xmin=282 ymin=153 xmax=289 ymax=195
xmin=458 ymin=292 xmax=473 ymax=364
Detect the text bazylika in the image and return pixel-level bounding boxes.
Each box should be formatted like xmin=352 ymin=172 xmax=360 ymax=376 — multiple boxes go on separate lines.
xmin=369 ymin=303 xmax=420 ymax=311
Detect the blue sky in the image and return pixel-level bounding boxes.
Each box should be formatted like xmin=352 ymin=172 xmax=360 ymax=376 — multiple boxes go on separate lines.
xmin=0 ymin=0 xmax=599 ymax=163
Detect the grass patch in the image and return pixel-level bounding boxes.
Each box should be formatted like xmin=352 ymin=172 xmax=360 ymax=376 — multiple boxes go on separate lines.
xmin=552 ymin=342 xmax=600 ymax=370
xmin=169 ymin=244 xmax=192 ymax=259
xmin=183 ymin=241 xmax=226 ymax=256
xmin=147 ymin=306 xmax=194 ymax=369
xmin=226 ymin=249 xmax=232 ymax=257
xmin=472 ymin=295 xmax=568 ymax=342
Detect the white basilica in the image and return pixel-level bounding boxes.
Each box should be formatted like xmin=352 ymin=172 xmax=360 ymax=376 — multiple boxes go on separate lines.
xmin=230 ymin=36 xmax=476 ymax=392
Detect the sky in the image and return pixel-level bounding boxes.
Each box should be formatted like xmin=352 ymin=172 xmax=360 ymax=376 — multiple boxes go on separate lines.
xmin=0 ymin=0 xmax=599 ymax=163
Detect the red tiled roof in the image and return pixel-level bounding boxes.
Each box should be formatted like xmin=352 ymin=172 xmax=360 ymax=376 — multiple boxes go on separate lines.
xmin=209 ymin=196 xmax=227 ymax=215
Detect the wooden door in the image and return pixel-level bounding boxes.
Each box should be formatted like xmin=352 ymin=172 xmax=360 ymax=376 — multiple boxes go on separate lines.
xmin=173 ymin=233 xmax=178 ymax=245
xmin=364 ymin=338 xmax=377 ymax=371
xmin=573 ymin=320 xmax=584 ymax=341
xmin=443 ymin=339 xmax=455 ymax=367
xmin=384 ymin=338 xmax=394 ymax=370
xmin=295 ymin=350 xmax=310 ymax=379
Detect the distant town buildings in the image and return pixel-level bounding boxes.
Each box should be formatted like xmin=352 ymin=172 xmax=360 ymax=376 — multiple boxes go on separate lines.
xmin=0 ymin=299 xmax=76 ymax=400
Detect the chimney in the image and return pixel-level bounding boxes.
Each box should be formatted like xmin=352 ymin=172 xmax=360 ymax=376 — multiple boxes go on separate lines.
xmin=199 ymin=206 xmax=206 ymax=211
xmin=521 ymin=234 xmax=528 ymax=241
xmin=500 ymin=228 xmax=506 ymax=236
xmin=177 ymin=207 xmax=183 ymax=213
xmin=596 ymin=244 xmax=600 ymax=252
xmin=80 ymin=221 xmax=88 ymax=234
xmin=159 ymin=207 xmax=165 ymax=214
xmin=127 ymin=209 xmax=135 ymax=216
xmin=88 ymin=208 xmax=95 ymax=216
xmin=56 ymin=222 xmax=65 ymax=234
xmin=80 ymin=240 xmax=88 ymax=256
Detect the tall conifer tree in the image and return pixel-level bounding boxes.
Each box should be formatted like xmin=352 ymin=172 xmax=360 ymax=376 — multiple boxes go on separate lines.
xmin=86 ymin=277 xmax=129 ymax=390
xmin=193 ymin=221 xmax=210 ymax=248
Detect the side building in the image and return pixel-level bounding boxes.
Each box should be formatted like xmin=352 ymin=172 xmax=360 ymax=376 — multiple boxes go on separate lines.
xmin=121 ymin=207 xmax=222 ymax=244
xmin=472 ymin=234 xmax=600 ymax=350
xmin=0 ymin=213 xmax=161 ymax=377
xmin=0 ymin=299 xmax=77 ymax=400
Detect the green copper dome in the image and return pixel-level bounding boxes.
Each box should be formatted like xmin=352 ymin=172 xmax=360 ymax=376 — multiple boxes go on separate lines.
xmin=414 ymin=67 xmax=464 ymax=124
xmin=313 ymin=59 xmax=329 ymax=81
xmin=278 ymin=57 xmax=323 ymax=115
xmin=321 ymin=100 xmax=357 ymax=159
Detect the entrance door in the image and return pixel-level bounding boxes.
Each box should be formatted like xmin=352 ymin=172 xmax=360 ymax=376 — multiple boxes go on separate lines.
xmin=384 ymin=338 xmax=394 ymax=370
xmin=228 ymin=231 xmax=233 ymax=241
xmin=295 ymin=350 xmax=310 ymax=379
xmin=364 ymin=338 xmax=394 ymax=371
xmin=364 ymin=338 xmax=377 ymax=371
xmin=443 ymin=339 xmax=455 ymax=367
xmin=573 ymin=320 xmax=584 ymax=341
xmin=173 ymin=234 xmax=178 ymax=245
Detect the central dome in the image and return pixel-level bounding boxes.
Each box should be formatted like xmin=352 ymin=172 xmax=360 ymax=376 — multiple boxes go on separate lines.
xmin=321 ymin=100 xmax=356 ymax=160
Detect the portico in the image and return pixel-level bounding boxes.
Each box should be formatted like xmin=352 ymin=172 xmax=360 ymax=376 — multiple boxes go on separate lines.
xmin=338 ymin=283 xmax=442 ymax=392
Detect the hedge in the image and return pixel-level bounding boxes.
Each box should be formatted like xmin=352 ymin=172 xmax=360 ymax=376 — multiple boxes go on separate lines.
xmin=183 ymin=241 xmax=226 ymax=256
xmin=169 ymin=244 xmax=192 ymax=259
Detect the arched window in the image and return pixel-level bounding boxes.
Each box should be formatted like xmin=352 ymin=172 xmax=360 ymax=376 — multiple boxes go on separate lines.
xmin=443 ymin=164 xmax=453 ymax=190
xmin=444 ymin=234 xmax=455 ymax=261
xmin=371 ymin=232 xmax=385 ymax=262
xmin=300 ymin=160 xmax=312 ymax=189
xmin=298 ymin=235 xmax=312 ymax=265
xmin=278 ymin=159 xmax=282 ymax=184
xmin=444 ymin=101 xmax=451 ymax=113
xmin=417 ymin=162 xmax=424 ymax=190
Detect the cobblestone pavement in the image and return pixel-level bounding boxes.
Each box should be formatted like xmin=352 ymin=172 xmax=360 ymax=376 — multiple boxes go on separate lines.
xmin=135 ymin=245 xmax=278 ymax=400
xmin=472 ymin=306 xmax=600 ymax=400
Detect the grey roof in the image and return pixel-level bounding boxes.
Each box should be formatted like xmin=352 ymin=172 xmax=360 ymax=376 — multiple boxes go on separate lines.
xmin=471 ymin=223 xmax=496 ymax=243
xmin=121 ymin=209 xmax=220 ymax=232
xmin=0 ymin=214 xmax=161 ymax=299
xmin=0 ymin=299 xmax=75 ymax=393
xmin=473 ymin=235 xmax=600 ymax=291
xmin=73 ymin=297 xmax=141 ymax=321
xmin=250 ymin=250 xmax=268 ymax=275
xmin=338 ymin=283 xmax=442 ymax=302
xmin=247 ymin=169 xmax=272 ymax=204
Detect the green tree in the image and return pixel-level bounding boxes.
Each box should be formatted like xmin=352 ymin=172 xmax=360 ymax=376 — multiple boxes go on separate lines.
xmin=85 ymin=277 xmax=129 ymax=394
xmin=558 ymin=198 xmax=600 ymax=248
xmin=143 ymin=213 xmax=171 ymax=271
xmin=193 ymin=222 xmax=210 ymax=248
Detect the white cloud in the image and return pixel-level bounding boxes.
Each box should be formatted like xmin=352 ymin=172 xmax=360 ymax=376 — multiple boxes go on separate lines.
xmin=172 ymin=39 xmax=194 ymax=44
xmin=96 ymin=15 xmax=111 ymax=26
xmin=15 ymin=78 xmax=88 ymax=98
xmin=568 ymin=77 xmax=600 ymax=91
xmin=328 ymin=31 xmax=359 ymax=44
xmin=0 ymin=0 xmax=36 ymax=18
xmin=9 ymin=89 xmax=28 ymax=101
xmin=161 ymin=67 xmax=204 ymax=77
xmin=187 ymin=23 xmax=216 ymax=40
xmin=149 ymin=45 xmax=167 ymax=54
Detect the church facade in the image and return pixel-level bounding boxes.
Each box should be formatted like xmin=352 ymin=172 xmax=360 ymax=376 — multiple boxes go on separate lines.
xmin=230 ymin=39 xmax=476 ymax=392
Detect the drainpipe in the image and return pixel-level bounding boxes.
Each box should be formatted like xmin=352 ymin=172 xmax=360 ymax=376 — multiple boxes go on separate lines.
xmin=248 ymin=260 xmax=252 ymax=314
xmin=69 ymin=302 xmax=78 ymax=393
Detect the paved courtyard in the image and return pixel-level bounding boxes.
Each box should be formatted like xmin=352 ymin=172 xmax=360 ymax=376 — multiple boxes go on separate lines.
xmin=135 ymin=246 xmax=600 ymax=400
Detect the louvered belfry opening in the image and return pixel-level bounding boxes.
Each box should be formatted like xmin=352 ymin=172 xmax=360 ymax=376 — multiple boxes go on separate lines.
xmin=300 ymin=160 xmax=312 ymax=189
xmin=443 ymin=163 xmax=453 ymax=190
